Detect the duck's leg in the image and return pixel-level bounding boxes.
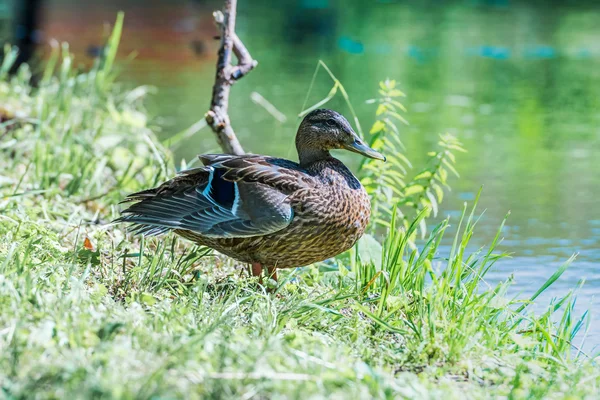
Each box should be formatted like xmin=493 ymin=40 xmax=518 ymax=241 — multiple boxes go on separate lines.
xmin=251 ymin=263 xmax=277 ymax=292
xmin=267 ymin=266 xmax=278 ymax=282
xmin=251 ymin=262 xmax=263 ymax=278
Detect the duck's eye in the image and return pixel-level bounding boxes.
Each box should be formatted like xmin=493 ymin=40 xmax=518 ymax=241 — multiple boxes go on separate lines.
xmin=325 ymin=119 xmax=336 ymax=127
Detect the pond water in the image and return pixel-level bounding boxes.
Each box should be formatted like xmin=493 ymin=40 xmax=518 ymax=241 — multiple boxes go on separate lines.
xmin=28 ymin=0 xmax=600 ymax=348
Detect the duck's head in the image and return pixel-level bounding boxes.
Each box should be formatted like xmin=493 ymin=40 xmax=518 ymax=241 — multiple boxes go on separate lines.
xmin=296 ymin=109 xmax=386 ymax=166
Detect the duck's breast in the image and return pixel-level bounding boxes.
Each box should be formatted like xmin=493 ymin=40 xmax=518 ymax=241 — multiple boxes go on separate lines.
xmin=251 ymin=160 xmax=371 ymax=267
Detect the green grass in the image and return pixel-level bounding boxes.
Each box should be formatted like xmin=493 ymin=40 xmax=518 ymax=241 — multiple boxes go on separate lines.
xmin=1 ymin=16 xmax=599 ymax=399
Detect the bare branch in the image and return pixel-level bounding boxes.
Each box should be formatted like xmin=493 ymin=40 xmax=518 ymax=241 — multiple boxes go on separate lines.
xmin=206 ymin=0 xmax=257 ymax=155
xmin=231 ymin=33 xmax=257 ymax=80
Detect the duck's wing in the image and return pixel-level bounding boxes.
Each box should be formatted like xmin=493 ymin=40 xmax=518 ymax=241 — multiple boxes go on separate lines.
xmin=199 ymin=154 xmax=314 ymax=192
xmin=115 ymin=155 xmax=314 ymax=238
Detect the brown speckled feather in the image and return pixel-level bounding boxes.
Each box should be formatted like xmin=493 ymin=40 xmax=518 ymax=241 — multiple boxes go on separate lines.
xmin=117 ymin=109 xmax=383 ymax=270
xmin=176 ymin=157 xmax=370 ymax=268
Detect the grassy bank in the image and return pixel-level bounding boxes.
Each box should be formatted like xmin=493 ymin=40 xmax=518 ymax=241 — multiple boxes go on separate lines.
xmin=1 ymin=23 xmax=599 ymax=399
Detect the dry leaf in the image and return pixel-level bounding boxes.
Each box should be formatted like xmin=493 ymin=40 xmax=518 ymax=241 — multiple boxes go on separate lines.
xmin=83 ymin=237 xmax=94 ymax=251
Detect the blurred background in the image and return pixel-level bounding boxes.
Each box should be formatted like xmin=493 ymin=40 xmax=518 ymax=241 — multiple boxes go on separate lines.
xmin=3 ymin=0 xmax=600 ymax=343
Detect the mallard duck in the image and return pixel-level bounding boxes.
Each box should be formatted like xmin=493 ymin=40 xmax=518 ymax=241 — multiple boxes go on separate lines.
xmin=116 ymin=109 xmax=385 ymax=281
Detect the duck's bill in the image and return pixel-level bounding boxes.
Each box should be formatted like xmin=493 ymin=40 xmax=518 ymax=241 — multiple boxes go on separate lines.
xmin=344 ymin=140 xmax=386 ymax=162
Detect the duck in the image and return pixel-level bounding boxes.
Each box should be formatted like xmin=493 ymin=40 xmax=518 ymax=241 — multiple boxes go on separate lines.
xmin=116 ymin=109 xmax=385 ymax=281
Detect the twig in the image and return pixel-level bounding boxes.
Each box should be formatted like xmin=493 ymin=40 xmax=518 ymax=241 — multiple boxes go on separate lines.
xmin=250 ymin=92 xmax=287 ymax=122
xmin=206 ymin=0 xmax=257 ymax=155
